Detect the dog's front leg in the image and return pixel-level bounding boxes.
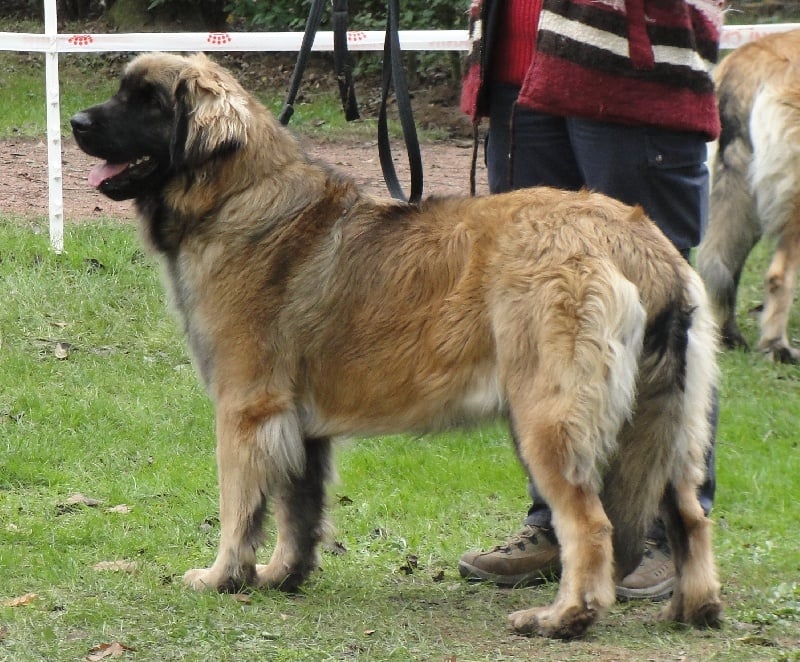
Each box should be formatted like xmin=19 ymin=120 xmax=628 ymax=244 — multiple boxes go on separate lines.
xmin=255 ymin=437 xmax=332 ymax=591
xmin=183 ymin=404 xmax=303 ymax=592
xmin=759 ymin=230 xmax=800 ymax=363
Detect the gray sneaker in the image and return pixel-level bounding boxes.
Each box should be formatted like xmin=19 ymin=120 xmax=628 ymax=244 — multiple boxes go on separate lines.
xmin=458 ymin=524 xmax=561 ymax=587
xmin=616 ymin=538 xmax=676 ymax=601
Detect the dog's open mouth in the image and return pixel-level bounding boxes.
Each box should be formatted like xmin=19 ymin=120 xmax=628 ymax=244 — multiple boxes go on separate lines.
xmin=88 ymin=156 xmax=157 ymax=188
xmin=86 ymin=156 xmax=162 ymax=201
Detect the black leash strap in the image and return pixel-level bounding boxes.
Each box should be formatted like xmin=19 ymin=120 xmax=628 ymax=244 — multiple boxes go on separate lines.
xmin=332 ymin=0 xmax=359 ymax=121
xmin=279 ymin=0 xmax=358 ymax=125
xmin=280 ymin=0 xmax=422 ymax=203
xmin=378 ymin=0 xmax=423 ymax=204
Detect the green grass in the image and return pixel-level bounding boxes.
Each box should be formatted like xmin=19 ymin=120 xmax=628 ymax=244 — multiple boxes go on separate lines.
xmin=0 ymin=53 xmax=119 ymax=139
xmin=1 ymin=217 xmax=799 ymax=660
xmin=0 ymin=51 xmax=418 ymax=142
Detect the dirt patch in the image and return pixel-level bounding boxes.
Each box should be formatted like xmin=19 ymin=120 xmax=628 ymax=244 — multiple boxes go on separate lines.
xmin=1 ymin=134 xmax=489 ymax=222
xmin=2 ymin=47 xmax=488 ymax=222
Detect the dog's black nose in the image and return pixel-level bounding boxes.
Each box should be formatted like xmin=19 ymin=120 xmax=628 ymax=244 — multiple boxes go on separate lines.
xmin=70 ymin=111 xmax=92 ymax=133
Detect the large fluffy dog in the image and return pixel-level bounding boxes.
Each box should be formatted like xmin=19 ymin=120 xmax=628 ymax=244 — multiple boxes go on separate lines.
xmin=71 ymin=53 xmax=721 ymax=639
xmin=698 ymin=30 xmax=800 ymax=363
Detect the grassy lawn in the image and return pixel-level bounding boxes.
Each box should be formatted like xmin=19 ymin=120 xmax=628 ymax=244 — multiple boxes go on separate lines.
xmin=0 ymin=214 xmax=798 ymax=661
xmin=0 ymin=51 xmax=418 ymax=143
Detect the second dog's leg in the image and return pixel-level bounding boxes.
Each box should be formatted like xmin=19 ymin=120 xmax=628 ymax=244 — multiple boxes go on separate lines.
xmin=697 ymin=147 xmax=760 ymax=350
xmin=759 ymin=229 xmax=800 ymax=363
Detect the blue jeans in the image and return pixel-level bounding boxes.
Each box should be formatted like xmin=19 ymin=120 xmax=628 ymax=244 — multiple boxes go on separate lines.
xmin=485 ymin=83 xmax=716 ymax=534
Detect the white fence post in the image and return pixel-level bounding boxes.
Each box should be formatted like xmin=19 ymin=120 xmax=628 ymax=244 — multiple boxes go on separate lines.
xmin=43 ymin=0 xmax=64 ymax=253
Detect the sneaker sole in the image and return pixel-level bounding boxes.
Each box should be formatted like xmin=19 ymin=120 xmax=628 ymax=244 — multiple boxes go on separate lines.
xmin=457 ymin=560 xmax=558 ymax=588
xmin=615 ymin=577 xmax=676 ymax=602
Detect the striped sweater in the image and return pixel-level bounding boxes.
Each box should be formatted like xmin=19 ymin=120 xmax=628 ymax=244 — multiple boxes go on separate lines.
xmin=461 ymin=0 xmax=724 ymax=140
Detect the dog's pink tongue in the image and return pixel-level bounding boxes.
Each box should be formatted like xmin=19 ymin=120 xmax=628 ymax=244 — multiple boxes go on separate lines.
xmin=88 ymin=162 xmax=128 ymax=188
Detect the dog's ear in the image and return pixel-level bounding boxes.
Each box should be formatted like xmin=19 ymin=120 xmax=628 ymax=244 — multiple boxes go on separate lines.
xmin=171 ymin=54 xmax=250 ymax=168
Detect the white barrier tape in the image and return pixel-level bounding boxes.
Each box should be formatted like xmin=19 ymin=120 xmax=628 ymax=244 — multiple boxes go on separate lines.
xmin=719 ymin=22 xmax=800 ymax=49
xmin=0 ymin=30 xmax=470 ymax=53
xmin=3 ymin=24 xmax=797 ymax=55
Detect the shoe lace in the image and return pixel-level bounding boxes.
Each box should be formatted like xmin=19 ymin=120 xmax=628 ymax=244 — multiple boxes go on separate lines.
xmin=493 ymin=525 xmax=547 ymax=553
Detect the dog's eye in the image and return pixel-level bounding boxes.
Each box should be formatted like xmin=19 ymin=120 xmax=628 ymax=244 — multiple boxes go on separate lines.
xmin=135 ymin=85 xmax=162 ymax=110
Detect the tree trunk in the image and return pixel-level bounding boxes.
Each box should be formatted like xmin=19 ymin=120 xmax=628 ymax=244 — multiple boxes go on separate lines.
xmin=106 ymin=0 xmax=228 ymax=31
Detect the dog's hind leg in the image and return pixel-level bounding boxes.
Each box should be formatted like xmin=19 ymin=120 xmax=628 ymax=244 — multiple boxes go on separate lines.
xmin=184 ymin=401 xmax=307 ymax=592
xmin=659 ymin=480 xmax=722 ymax=627
xmin=507 ymin=426 xmax=616 ymax=640
xmin=655 ymin=274 xmax=721 ymax=626
xmin=502 ymin=262 xmax=645 ymax=638
xmin=255 ymin=437 xmax=332 ymax=591
xmin=697 ymin=138 xmax=760 ymax=350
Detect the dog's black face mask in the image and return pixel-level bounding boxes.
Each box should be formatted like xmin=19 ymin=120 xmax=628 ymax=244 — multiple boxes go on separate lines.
xmin=71 ymin=77 xmax=176 ymax=201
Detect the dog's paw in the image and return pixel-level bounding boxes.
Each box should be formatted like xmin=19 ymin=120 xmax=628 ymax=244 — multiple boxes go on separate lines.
xmin=688 ymin=599 xmax=723 ymax=629
xmin=183 ymin=566 xmax=251 ymax=593
xmin=509 ymin=605 xmax=596 ymax=639
xmin=765 ymin=344 xmax=800 ymax=364
xmin=183 ymin=567 xmax=221 ymax=591
xmin=758 ymin=336 xmax=800 ymax=363
xmin=255 ymin=562 xmax=306 ymax=592
xmin=660 ymin=595 xmax=723 ymax=629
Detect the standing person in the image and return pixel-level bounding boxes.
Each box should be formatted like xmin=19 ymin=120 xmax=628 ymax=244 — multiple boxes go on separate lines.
xmin=458 ymin=0 xmax=723 ymax=600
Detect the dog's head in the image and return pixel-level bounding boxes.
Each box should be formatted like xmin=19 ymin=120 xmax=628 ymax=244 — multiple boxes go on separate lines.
xmin=71 ymin=53 xmax=250 ymax=201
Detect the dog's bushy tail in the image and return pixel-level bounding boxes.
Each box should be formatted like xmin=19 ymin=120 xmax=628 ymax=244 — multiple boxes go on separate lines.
xmin=601 ymin=269 xmax=718 ymax=578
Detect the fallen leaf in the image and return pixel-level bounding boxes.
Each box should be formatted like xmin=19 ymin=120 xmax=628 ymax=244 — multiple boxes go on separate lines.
xmin=54 ymin=342 xmax=70 ymax=359
xmin=84 ymin=258 xmax=106 ymax=272
xmin=2 ymin=593 xmax=37 ymax=607
xmin=232 ymin=593 xmax=252 ymax=604
xmin=88 ymin=346 xmax=118 ymax=357
xmin=57 ymin=493 xmax=102 ymax=515
xmin=66 ymin=493 xmax=102 ymax=507
xmin=323 ymin=540 xmax=347 ymax=556
xmin=0 ymin=411 xmax=25 ymax=424
xmin=106 ymin=504 xmax=132 ymax=514
xmin=363 ymin=629 xmax=376 ymax=636
xmin=93 ymin=561 xmax=138 ymax=573
xmin=85 ymin=641 xmax=135 ymax=660
xmin=399 ymin=554 xmax=419 ymax=574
